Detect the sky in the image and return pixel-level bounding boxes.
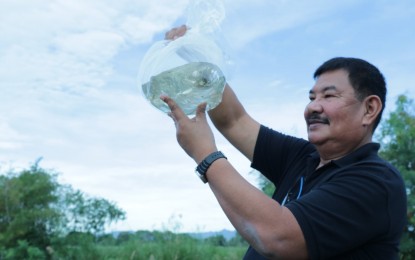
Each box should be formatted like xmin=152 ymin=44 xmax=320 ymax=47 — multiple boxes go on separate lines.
xmin=1 ymin=0 xmax=414 ymax=233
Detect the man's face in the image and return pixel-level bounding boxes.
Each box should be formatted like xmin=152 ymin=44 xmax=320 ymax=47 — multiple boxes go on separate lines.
xmin=304 ymin=69 xmax=366 ymax=147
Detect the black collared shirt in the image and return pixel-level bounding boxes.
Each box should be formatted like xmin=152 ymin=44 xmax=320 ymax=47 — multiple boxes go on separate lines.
xmin=244 ymin=125 xmax=406 ymax=260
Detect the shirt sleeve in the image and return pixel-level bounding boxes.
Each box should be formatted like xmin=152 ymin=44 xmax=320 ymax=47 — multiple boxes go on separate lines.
xmin=251 ymin=125 xmax=313 ymax=185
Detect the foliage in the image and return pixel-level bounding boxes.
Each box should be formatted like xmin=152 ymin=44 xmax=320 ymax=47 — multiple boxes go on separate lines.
xmin=256 ymin=170 xmax=275 ymax=198
xmin=377 ymin=94 xmax=415 ymax=259
xmin=51 ymin=232 xmax=101 ymax=259
xmin=60 ymin=188 xmax=125 ymax=235
xmin=0 ymin=162 xmax=61 ymax=256
xmin=0 ymin=161 xmax=125 ymax=258
xmin=94 ymin=230 xmax=247 ymax=260
xmin=0 ymin=160 xmax=246 ymax=259
xmin=1 ymin=240 xmax=46 ymax=260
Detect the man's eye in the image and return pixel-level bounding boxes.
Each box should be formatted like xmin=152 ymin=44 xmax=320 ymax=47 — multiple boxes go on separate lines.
xmin=309 ymin=96 xmax=315 ymax=101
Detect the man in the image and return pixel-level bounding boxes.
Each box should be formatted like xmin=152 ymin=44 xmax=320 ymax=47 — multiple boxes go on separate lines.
xmin=161 ymin=25 xmax=406 ymax=259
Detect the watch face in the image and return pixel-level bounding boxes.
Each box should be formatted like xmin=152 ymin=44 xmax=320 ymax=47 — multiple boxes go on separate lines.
xmin=195 ymin=170 xmax=208 ymax=183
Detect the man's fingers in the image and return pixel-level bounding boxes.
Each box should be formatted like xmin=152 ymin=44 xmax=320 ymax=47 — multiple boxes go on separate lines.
xmin=160 ymin=95 xmax=187 ymax=120
xmin=195 ymin=102 xmax=207 ymax=119
xmin=164 ymin=25 xmax=187 ymax=40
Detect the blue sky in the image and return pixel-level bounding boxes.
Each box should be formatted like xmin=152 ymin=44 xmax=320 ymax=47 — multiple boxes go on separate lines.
xmin=1 ymin=0 xmax=414 ymax=233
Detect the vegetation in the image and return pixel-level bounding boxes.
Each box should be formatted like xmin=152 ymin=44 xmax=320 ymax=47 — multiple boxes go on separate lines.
xmin=377 ymin=94 xmax=415 ymax=259
xmin=0 ymin=160 xmax=125 ymax=259
xmin=93 ymin=230 xmax=247 ymax=260
xmin=0 ymin=160 xmax=248 ymax=259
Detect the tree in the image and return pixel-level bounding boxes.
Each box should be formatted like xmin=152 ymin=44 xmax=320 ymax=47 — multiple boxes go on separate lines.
xmin=61 ymin=188 xmax=125 ymax=235
xmin=377 ymin=94 xmax=415 ymax=259
xmin=0 ymin=160 xmax=126 ymax=257
xmin=0 ymin=162 xmax=61 ymax=256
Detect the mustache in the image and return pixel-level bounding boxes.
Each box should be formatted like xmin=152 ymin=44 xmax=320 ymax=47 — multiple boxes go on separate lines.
xmin=306 ymin=114 xmax=330 ymax=125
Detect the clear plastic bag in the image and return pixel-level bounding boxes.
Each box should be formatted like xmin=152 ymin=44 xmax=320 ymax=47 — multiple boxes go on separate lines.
xmin=138 ymin=0 xmax=232 ymax=115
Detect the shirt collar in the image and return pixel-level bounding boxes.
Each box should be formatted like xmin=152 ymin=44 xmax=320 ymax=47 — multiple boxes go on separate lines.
xmin=332 ymin=142 xmax=380 ymax=167
xmin=307 ymin=142 xmax=380 ymax=173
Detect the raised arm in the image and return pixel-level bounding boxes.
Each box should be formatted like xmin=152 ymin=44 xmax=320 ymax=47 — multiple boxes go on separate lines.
xmin=208 ymin=84 xmax=260 ymax=161
xmin=162 ymin=26 xmax=307 ymax=259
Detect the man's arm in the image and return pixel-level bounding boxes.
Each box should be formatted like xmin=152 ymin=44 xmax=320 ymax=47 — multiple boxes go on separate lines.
xmin=162 ymin=26 xmax=307 ymax=258
xmin=162 ymin=96 xmax=308 ymax=259
xmin=208 ymin=84 xmax=260 ymax=161
xmin=208 ymin=159 xmax=307 ymax=259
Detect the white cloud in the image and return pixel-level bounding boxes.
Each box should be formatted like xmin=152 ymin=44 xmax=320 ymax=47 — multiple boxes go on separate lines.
xmin=0 ymin=0 xmax=189 ymax=93
xmin=0 ymin=120 xmax=28 ymax=150
xmin=54 ymin=31 xmax=125 ymax=61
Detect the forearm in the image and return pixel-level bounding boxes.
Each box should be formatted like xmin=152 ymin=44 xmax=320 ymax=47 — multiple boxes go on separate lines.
xmin=208 ymin=84 xmax=260 ymax=161
xmin=209 ymin=84 xmax=245 ymax=132
xmin=205 ymin=159 xmax=308 ymax=259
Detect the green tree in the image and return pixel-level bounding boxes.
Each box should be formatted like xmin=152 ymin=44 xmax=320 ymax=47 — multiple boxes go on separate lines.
xmin=0 ymin=160 xmax=125 ymax=257
xmin=61 ymin=188 xmax=125 ymax=235
xmin=377 ymin=94 xmax=415 ymax=259
xmin=0 ymin=162 xmax=61 ymax=255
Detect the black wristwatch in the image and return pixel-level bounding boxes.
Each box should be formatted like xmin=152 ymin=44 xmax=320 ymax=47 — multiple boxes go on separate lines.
xmin=195 ymin=151 xmax=227 ymax=183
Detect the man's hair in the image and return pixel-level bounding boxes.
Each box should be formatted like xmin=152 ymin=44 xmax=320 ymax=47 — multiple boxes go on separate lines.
xmin=313 ymin=57 xmax=386 ymax=132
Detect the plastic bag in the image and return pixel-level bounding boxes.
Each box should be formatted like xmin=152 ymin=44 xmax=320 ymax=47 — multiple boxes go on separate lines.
xmin=138 ymin=0 xmax=232 ymax=115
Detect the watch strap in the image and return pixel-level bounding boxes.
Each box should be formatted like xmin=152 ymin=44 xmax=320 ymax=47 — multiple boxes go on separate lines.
xmin=195 ymin=151 xmax=227 ymax=183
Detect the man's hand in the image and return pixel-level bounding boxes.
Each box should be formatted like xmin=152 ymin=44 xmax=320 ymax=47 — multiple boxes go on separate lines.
xmin=161 ymin=95 xmax=217 ymax=164
xmin=165 ymin=25 xmax=188 ymax=40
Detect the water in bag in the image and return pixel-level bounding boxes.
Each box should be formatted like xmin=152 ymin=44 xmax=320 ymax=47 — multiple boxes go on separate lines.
xmin=138 ymin=0 xmax=231 ymax=115
xmin=142 ymin=61 xmax=225 ymax=116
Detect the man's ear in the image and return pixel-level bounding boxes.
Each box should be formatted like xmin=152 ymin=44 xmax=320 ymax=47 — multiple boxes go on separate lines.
xmin=362 ymin=95 xmax=382 ymax=126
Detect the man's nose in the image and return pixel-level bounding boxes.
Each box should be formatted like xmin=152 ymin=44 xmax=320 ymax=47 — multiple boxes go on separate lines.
xmin=306 ymin=99 xmax=323 ymax=114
